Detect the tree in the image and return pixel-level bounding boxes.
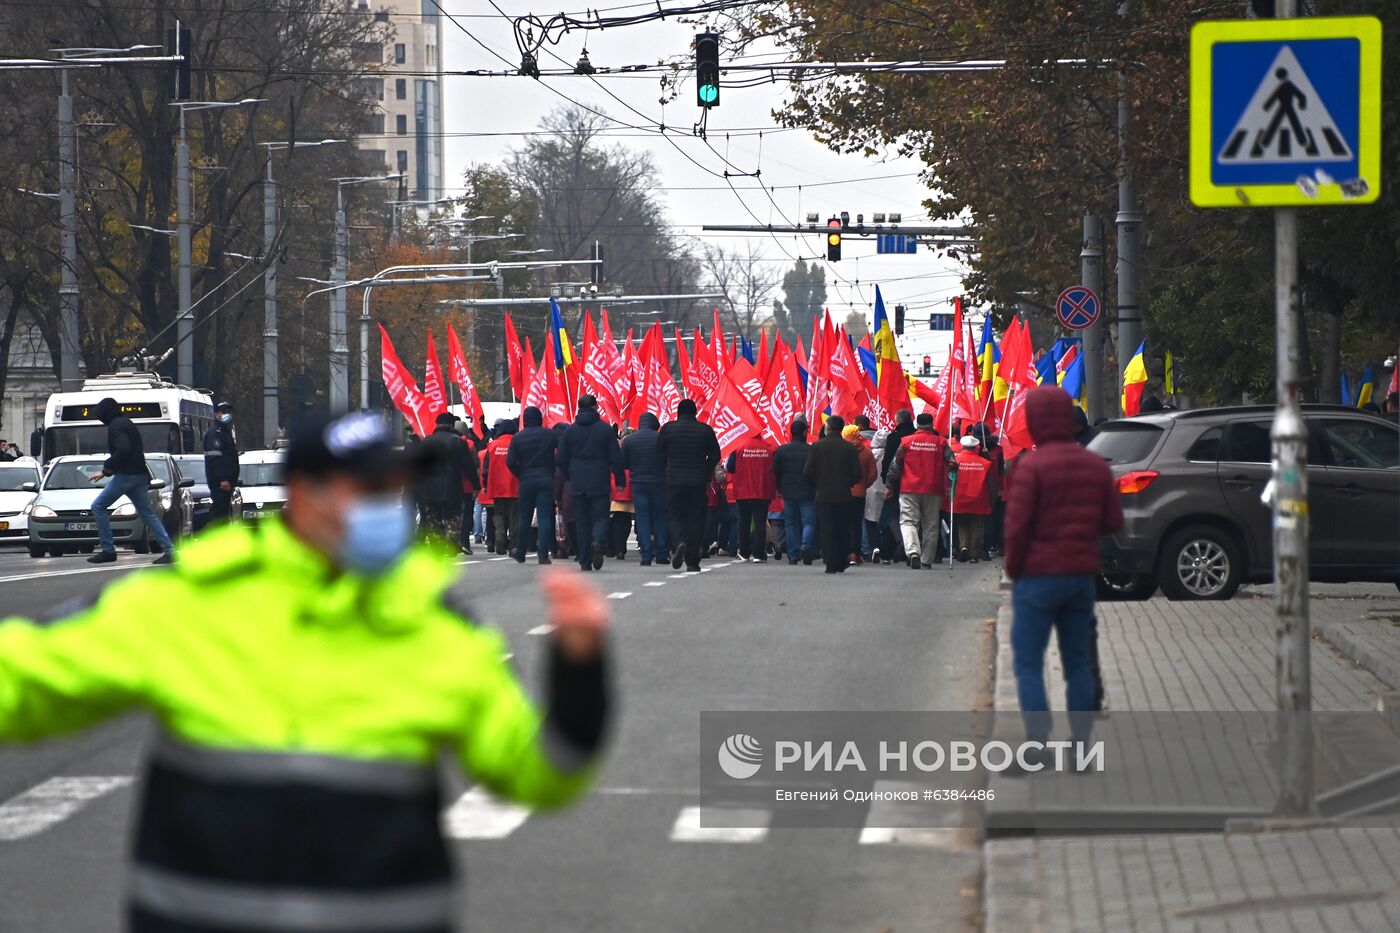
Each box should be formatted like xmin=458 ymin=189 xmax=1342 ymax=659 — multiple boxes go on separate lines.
xmin=703 ymin=243 xmax=779 ymax=343
xmin=844 ymin=311 xmax=869 ymax=345
xmin=771 ymin=260 xmax=827 ymax=344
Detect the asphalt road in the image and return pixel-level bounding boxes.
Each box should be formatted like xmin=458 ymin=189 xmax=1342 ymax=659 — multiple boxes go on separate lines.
xmin=0 ymin=540 xmax=1000 ymax=933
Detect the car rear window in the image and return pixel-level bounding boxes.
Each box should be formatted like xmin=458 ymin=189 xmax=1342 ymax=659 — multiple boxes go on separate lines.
xmin=1087 ymin=423 xmax=1163 ymax=464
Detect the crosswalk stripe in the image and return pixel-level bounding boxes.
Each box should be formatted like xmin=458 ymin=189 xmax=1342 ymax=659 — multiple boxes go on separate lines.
xmin=669 ymin=806 xmax=769 ymax=843
xmin=643 ymin=582 xmax=666 ymax=587
xmin=441 ymin=788 xmax=531 ymax=839
xmin=526 ymin=625 xmax=553 ymax=636
xmin=606 ymin=592 xmax=632 ymax=600
xmin=857 ymin=827 xmax=960 ymax=848
xmin=0 ymin=777 xmax=134 ymax=841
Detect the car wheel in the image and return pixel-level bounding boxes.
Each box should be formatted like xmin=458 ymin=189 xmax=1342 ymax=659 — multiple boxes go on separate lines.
xmin=47 ymin=547 xmax=64 ymax=558
xmin=1097 ymin=573 xmax=1158 ymax=601
xmin=27 ymin=545 xmax=44 ymax=559
xmin=133 ymin=534 xmax=151 ymax=555
xmin=80 ymin=545 xmax=94 ymax=554
xmin=1157 ymin=525 xmax=1241 ymax=601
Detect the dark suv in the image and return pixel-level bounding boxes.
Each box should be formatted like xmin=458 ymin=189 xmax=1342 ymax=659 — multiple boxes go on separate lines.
xmin=1089 ymin=405 xmax=1399 ymax=600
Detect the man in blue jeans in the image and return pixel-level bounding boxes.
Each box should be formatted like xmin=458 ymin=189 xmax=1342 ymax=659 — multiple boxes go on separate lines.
xmin=772 ymin=419 xmax=816 ymax=565
xmin=621 ymin=413 xmax=667 ymax=566
xmin=556 ymin=395 xmax=625 ymax=571
xmin=1002 ymin=386 xmax=1122 ymax=763
xmin=87 ymin=397 xmax=175 ymax=564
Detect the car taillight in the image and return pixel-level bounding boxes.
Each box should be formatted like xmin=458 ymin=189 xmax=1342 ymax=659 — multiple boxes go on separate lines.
xmin=1117 ymin=470 xmax=1159 ymax=495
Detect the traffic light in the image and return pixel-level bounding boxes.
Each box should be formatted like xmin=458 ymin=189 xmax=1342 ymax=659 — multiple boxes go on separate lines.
xmin=921 ymin=355 xmax=932 ymax=376
xmin=695 ymin=33 xmax=720 ymax=108
xmin=894 ymin=304 xmax=905 ymax=335
xmin=826 ymin=217 xmax=842 ymax=262
xmin=167 ymin=24 xmax=192 ymax=101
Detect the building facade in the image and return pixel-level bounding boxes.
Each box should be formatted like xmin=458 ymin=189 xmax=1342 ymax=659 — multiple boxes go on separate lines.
xmin=352 ymin=0 xmax=445 ymax=201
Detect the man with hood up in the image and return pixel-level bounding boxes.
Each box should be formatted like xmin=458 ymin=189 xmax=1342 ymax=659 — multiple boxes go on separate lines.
xmin=483 ymin=419 xmax=519 ymax=556
xmin=508 ymin=406 xmax=558 ymax=565
xmin=621 ymin=412 xmax=667 ymax=566
xmin=557 ymin=395 xmax=625 ymax=571
xmin=88 ymin=396 xmax=175 ymax=564
xmin=1003 ymin=386 xmax=1123 ymax=761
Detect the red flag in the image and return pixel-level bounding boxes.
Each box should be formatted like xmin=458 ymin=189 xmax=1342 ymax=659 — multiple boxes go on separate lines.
xmin=828 ymin=330 xmax=870 ymax=421
xmin=422 ymin=330 xmax=448 ymax=421
xmin=676 ymin=328 xmax=703 ymax=401
xmin=726 ymin=357 xmax=782 ymax=444
xmin=579 ymin=314 xmax=622 ymax=424
xmin=707 ymin=375 xmax=764 ymax=460
xmin=762 ymin=342 xmax=804 ymax=444
xmin=757 ymin=330 xmax=770 ymax=381
xmin=445 ymin=324 xmax=485 ymax=438
xmin=711 ymin=311 xmax=729 ymax=380
xmin=691 ymin=330 xmax=722 ymax=404
xmin=1000 ymin=385 xmax=1034 ymax=459
xmin=378 ymin=324 xmax=432 ymax=437
xmin=503 ymin=313 xmax=525 ymax=401
xmin=909 ymin=374 xmax=939 ymax=410
xmin=623 ymin=332 xmax=648 ymax=423
xmin=521 ymin=336 xmax=551 ymax=418
xmin=642 ymin=324 xmax=681 ymax=424
xmin=544 ymin=334 xmax=571 ymax=427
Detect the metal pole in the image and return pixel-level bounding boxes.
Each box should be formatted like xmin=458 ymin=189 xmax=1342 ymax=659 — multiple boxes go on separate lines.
xmin=495 ymin=270 xmax=507 ymax=394
xmin=1081 ymin=211 xmax=1105 ymax=424
xmin=330 ymin=185 xmax=349 ymax=414
xmin=1271 ymin=0 xmax=1311 ymax=819
xmin=1115 ymin=0 xmax=1143 ymax=410
xmin=58 ymin=70 xmax=81 ymax=391
xmin=176 ymin=107 xmax=194 ymax=387
xmin=360 ymin=286 xmax=373 ymax=411
xmin=262 ymin=161 xmax=280 ymax=445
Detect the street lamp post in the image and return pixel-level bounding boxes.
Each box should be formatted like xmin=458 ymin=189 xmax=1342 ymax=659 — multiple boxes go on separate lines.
xmin=258 ymin=139 xmax=344 ymax=445
xmin=329 ymin=173 xmax=402 ymax=414
xmin=171 ymin=99 xmax=262 ymax=388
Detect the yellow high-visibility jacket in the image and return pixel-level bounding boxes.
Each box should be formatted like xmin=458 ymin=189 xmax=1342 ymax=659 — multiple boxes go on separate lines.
xmin=0 ymin=518 xmax=607 ymax=933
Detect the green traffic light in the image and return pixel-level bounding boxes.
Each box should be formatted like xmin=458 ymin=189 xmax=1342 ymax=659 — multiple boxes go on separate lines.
xmin=699 ymin=84 xmax=718 ymax=104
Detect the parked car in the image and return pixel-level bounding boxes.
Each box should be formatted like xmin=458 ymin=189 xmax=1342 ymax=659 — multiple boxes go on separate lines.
xmin=146 ymin=453 xmax=196 ymax=544
xmin=26 ymin=456 xmax=172 ymax=558
xmin=1090 ymin=405 xmax=1400 ymax=600
xmin=0 ymin=458 xmax=41 ymax=541
xmin=171 ymin=454 xmax=242 ymax=532
xmin=237 ymin=450 xmax=287 ymax=522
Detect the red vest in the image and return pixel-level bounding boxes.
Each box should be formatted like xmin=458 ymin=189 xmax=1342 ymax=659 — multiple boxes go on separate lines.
xmin=730 ymin=437 xmax=776 ymax=501
xmin=900 ymin=430 xmax=946 ymax=497
xmin=953 ymin=449 xmax=992 ymax=515
xmin=485 ymin=436 xmax=519 ymax=499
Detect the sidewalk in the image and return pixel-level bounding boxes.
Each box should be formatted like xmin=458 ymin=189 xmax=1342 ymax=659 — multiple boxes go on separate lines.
xmin=983 ymin=586 xmax=1400 ymax=933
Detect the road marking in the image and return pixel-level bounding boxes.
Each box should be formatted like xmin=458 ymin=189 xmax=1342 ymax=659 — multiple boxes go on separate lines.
xmin=441 ymin=787 xmax=531 ymax=839
xmin=668 ymin=573 xmax=689 ymax=579
xmin=858 ymin=827 xmax=960 ymax=848
xmin=606 ymin=592 xmax=632 ymax=600
xmin=0 ymin=563 xmax=140 ymax=585
xmin=526 ymin=625 xmax=553 ymax=636
xmin=0 ymin=777 xmax=134 ymax=841
xmin=488 ymin=557 xmax=510 ymax=562
xmin=669 ymin=806 xmax=770 ymax=843
xmin=643 ymin=582 xmax=666 ymax=587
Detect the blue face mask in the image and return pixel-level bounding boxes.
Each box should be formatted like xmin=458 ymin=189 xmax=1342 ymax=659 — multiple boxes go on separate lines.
xmin=338 ymin=494 xmax=412 ymax=576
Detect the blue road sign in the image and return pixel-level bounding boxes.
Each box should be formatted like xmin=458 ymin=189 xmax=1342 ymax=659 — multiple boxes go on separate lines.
xmin=876 ymin=234 xmax=918 ymax=255
xmin=1190 ymin=17 xmax=1381 ymax=208
xmin=1056 ymin=286 xmax=1101 ymax=331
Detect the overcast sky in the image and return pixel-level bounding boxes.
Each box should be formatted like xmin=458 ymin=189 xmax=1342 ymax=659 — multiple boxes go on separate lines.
xmin=436 ymin=0 xmax=966 ymax=363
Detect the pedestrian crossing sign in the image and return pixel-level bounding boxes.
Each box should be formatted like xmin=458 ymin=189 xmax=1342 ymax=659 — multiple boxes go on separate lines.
xmin=1190 ymin=17 xmax=1381 ymax=208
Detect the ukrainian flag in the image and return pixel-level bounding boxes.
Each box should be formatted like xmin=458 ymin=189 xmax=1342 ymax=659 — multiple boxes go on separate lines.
xmin=550 ymin=298 xmax=574 ymax=370
xmin=1357 ymin=363 xmax=1376 ymax=408
xmin=1060 ymin=353 xmax=1087 ymax=408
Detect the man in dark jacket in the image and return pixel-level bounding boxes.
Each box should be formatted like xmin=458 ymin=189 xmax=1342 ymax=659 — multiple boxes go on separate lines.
xmin=657 ymin=398 xmax=721 ymax=572
xmin=557 ymin=395 xmax=625 ymax=571
xmin=202 ymin=401 xmax=240 ymax=524
xmin=622 ymin=412 xmax=667 ymax=566
xmin=418 ymin=412 xmax=469 ymax=543
xmin=454 ymin=420 xmax=482 ymax=555
xmin=882 ymin=408 xmax=915 ymax=482
xmin=803 ymin=415 xmax=861 ymax=574
xmin=508 ymin=406 xmax=558 ymax=565
xmin=1004 ymin=386 xmax=1123 ymax=756
xmin=772 ymin=419 xmax=816 ymax=565
xmin=88 ymin=397 xmax=175 ymax=565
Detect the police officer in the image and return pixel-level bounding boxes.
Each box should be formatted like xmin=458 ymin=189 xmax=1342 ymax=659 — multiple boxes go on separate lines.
xmin=202 ymin=401 xmax=240 ymax=523
xmin=0 ymin=410 xmax=614 ymax=932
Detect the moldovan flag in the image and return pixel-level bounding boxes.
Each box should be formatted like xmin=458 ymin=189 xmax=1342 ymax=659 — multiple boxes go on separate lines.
xmin=445 ymin=323 xmax=485 ymax=439
xmin=1121 ymin=340 xmax=1149 ymax=416
xmin=378 ymin=324 xmax=432 ymax=438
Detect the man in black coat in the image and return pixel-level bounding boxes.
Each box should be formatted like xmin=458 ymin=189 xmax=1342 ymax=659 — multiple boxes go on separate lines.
xmin=88 ymin=397 xmax=175 ymax=565
xmin=621 ymin=412 xmax=667 ymax=566
xmin=882 ymin=408 xmax=915 ymax=483
xmin=803 ymin=414 xmax=861 ymax=574
xmin=418 ymin=412 xmax=470 ymax=544
xmin=657 ymin=398 xmax=720 ymax=572
xmin=507 ymin=406 xmax=558 ymax=565
xmin=557 ymin=395 xmax=625 ymax=571
xmin=773 ymin=418 xmax=816 ymax=565
xmin=202 ymin=401 xmax=240 ymax=524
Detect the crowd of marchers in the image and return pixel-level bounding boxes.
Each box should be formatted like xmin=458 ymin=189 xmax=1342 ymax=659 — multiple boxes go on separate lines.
xmin=407 ymin=394 xmax=1026 ymax=576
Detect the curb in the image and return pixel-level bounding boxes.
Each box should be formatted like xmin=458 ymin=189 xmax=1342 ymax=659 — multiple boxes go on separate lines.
xmin=1314 ymin=618 xmax=1400 ymax=692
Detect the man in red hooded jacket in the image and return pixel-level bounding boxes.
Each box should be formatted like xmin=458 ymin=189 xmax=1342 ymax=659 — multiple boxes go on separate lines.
xmin=1003 ymin=386 xmax=1123 ymax=755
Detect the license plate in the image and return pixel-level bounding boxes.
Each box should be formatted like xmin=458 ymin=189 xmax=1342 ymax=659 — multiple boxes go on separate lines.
xmin=243 ymin=510 xmax=267 ymax=519
xmin=65 ymin=522 xmax=96 ymax=532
